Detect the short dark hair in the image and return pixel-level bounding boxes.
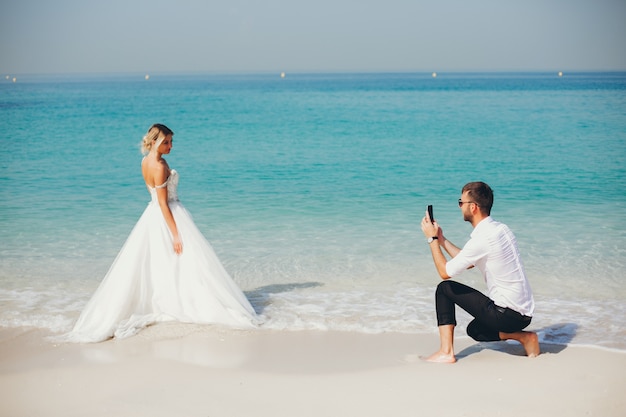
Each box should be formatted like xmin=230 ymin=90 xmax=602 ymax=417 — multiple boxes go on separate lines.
xmin=462 ymin=182 xmax=493 ymax=215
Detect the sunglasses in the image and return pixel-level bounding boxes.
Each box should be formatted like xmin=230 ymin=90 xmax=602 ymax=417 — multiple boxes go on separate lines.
xmin=458 ymin=199 xmax=477 ymax=207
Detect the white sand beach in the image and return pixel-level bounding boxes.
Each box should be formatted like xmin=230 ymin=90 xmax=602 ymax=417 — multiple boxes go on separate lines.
xmin=1 ymin=325 xmax=624 ymax=417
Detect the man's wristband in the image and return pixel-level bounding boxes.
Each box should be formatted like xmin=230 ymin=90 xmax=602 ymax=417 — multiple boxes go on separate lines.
xmin=427 ymin=236 xmax=438 ymax=244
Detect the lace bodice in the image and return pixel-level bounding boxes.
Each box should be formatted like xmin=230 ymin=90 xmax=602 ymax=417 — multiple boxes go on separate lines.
xmin=148 ymin=169 xmax=179 ymax=202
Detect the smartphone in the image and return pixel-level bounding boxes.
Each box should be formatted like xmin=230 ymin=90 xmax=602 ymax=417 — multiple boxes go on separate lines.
xmin=427 ymin=205 xmax=434 ymax=222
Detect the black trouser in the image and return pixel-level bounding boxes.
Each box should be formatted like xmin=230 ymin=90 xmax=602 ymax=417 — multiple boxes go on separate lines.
xmin=435 ymin=280 xmax=532 ymax=342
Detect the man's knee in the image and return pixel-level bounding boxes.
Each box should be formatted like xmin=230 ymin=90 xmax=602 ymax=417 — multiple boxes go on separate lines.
xmin=436 ymin=280 xmax=454 ymax=295
xmin=467 ymin=320 xmax=500 ymax=342
xmin=436 ymin=280 xmax=461 ymax=303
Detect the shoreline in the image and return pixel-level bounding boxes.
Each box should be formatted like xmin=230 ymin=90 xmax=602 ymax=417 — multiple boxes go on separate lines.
xmin=4 ymin=279 xmax=624 ymax=351
xmin=1 ymin=325 xmax=624 ymax=417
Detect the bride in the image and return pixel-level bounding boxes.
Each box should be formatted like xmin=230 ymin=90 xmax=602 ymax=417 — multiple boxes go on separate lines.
xmin=69 ymin=124 xmax=259 ymax=342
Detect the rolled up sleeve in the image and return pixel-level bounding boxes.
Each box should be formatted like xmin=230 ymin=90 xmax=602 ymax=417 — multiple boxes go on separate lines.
xmin=445 ymin=238 xmax=485 ymax=278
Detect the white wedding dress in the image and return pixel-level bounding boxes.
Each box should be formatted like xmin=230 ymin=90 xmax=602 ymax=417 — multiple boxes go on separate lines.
xmin=68 ymin=169 xmax=259 ymax=342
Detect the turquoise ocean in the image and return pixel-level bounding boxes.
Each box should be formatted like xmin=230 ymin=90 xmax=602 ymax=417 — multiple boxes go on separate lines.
xmin=1 ymin=72 xmax=625 ymax=349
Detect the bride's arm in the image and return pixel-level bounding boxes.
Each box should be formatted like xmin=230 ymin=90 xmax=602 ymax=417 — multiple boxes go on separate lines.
xmin=154 ymin=165 xmax=183 ymax=255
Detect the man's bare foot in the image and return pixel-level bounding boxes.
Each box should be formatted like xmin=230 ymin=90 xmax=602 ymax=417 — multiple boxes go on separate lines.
xmin=500 ymin=330 xmax=541 ymax=358
xmin=421 ymin=351 xmax=457 ymax=364
xmin=521 ymin=331 xmax=540 ymax=357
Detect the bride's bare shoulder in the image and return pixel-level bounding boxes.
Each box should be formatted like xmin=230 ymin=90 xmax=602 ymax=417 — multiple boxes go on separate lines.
xmin=142 ymin=156 xmax=169 ymax=171
xmin=153 ymin=160 xmax=171 ymax=184
xmin=142 ymin=157 xmax=169 ymax=186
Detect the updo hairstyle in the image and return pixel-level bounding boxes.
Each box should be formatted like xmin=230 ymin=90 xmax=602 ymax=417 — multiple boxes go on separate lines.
xmin=141 ymin=123 xmax=174 ymax=154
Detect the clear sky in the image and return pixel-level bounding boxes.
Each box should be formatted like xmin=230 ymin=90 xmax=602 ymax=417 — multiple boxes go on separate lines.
xmin=2 ymin=0 xmax=625 ymax=74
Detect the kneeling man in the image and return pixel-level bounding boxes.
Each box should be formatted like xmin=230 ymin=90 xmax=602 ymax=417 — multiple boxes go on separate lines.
xmin=421 ymin=182 xmax=540 ymax=363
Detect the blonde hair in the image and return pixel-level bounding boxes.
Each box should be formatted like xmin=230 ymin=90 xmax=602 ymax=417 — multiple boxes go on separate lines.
xmin=141 ymin=123 xmax=174 ymax=154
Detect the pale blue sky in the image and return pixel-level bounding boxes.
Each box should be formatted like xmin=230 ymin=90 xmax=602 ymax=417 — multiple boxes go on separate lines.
xmin=2 ymin=0 xmax=625 ymax=74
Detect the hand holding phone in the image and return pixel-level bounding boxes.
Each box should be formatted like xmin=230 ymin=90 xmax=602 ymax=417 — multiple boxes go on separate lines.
xmin=427 ymin=205 xmax=434 ymax=223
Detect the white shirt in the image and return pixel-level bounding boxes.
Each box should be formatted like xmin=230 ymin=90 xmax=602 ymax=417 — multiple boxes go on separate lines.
xmin=445 ymin=217 xmax=535 ymax=317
